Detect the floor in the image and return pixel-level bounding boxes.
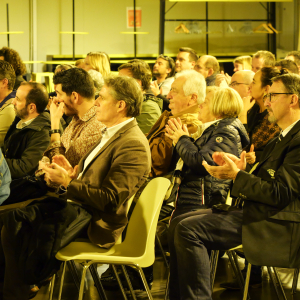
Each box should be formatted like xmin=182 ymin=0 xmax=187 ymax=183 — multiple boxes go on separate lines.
xmin=35 ymin=252 xmax=300 ymax=300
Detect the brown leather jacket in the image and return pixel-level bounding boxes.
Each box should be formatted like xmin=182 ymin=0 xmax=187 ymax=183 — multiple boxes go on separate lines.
xmin=147 ymin=105 xmax=201 ymax=177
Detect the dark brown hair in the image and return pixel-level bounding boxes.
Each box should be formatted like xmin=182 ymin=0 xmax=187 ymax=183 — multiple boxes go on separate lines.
xmin=0 ymin=60 xmax=16 ymax=90
xmin=0 ymin=47 xmax=26 ymax=76
xmin=179 ymin=47 xmax=198 ymax=62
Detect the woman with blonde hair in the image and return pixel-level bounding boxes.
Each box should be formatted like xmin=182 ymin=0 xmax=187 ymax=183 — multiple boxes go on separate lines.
xmin=166 ymin=86 xmax=249 ymax=300
xmin=83 ymin=52 xmax=111 ymax=77
xmin=233 ymin=55 xmax=252 ymax=72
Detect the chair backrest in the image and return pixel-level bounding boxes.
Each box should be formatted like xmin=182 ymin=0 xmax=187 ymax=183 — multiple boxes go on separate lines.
xmin=117 ymin=177 xmax=170 ymax=266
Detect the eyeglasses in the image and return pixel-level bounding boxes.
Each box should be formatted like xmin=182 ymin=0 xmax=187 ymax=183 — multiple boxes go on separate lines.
xmin=263 ymin=93 xmax=294 ymax=103
xmin=229 ymin=82 xmax=249 ymax=87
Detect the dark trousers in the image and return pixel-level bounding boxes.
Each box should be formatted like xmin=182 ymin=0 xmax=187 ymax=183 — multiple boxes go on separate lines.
xmin=0 ymin=227 xmax=30 ymax=300
xmin=168 ymin=207 xmax=243 ymax=300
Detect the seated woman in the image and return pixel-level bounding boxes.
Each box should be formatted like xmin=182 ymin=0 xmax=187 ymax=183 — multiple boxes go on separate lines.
xmin=166 ymin=86 xmax=249 ymax=300
xmin=83 ymin=51 xmax=111 ymax=77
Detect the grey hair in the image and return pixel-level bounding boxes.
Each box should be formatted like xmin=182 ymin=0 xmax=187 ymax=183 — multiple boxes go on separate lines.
xmin=236 ymin=70 xmax=255 ymax=84
xmin=175 ymin=70 xmax=206 ymax=104
xmin=88 ymin=69 xmax=104 ymax=96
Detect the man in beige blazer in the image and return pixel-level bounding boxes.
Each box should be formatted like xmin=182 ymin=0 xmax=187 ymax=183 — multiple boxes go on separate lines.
xmin=43 ymin=75 xmax=151 ymax=248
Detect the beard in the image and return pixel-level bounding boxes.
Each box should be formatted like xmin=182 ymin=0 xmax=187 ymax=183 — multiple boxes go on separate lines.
xmin=15 ymin=106 xmax=29 ymax=119
xmin=153 ymin=70 xmax=162 ymax=77
xmin=63 ymin=103 xmax=78 ymax=116
xmin=268 ymin=111 xmax=277 ymax=124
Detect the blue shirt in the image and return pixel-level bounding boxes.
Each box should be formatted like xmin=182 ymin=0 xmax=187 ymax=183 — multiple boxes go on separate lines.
xmin=0 ymin=148 xmax=11 ymax=204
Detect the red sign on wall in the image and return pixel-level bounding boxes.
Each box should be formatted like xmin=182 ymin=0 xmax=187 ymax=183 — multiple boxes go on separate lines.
xmin=127 ymin=7 xmax=142 ymax=28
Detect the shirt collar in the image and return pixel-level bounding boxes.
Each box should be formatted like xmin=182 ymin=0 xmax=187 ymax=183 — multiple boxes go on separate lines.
xmin=281 ymin=119 xmax=300 ymax=137
xmin=104 ymin=117 xmax=134 ymax=139
xmin=73 ymin=106 xmax=97 ymax=122
xmin=16 ymin=117 xmax=37 ymax=129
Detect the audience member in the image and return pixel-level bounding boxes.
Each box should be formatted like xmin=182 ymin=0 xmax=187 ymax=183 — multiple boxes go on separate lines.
xmin=87 ymin=69 xmax=104 ymax=96
xmin=171 ymin=72 xmax=300 ymax=300
xmin=0 ymin=75 xmax=151 ymax=300
xmin=166 ymin=86 xmax=249 ymax=300
xmin=252 ymin=50 xmax=275 ymax=72
xmin=229 ymin=70 xmax=255 ymax=127
xmin=247 ymin=67 xmax=283 ymax=161
xmin=0 ymin=61 xmax=16 ymax=147
xmin=0 ymin=149 xmax=11 ymax=205
xmin=285 ymin=50 xmax=300 ymax=73
xmin=233 ymin=55 xmax=252 ymax=72
xmin=175 ymin=47 xmax=198 ymax=73
xmin=151 ymin=54 xmax=175 ymax=96
xmin=118 ymin=61 xmax=162 ymax=134
xmin=75 ymin=58 xmax=85 ymax=68
xmin=194 ymin=55 xmax=219 ymax=86
xmin=2 ymin=82 xmax=50 ymax=179
xmin=83 ymin=52 xmax=111 ymax=77
xmin=275 ymin=59 xmax=299 ymax=74
xmin=147 ymin=70 xmax=204 ymax=177
xmin=0 ymin=47 xmax=27 ymax=90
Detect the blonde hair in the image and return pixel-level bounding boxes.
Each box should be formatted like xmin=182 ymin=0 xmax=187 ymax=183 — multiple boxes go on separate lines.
xmin=87 ymin=52 xmax=111 ymax=77
xmin=209 ymin=87 xmax=243 ymax=118
xmin=234 ymin=56 xmax=252 ymax=70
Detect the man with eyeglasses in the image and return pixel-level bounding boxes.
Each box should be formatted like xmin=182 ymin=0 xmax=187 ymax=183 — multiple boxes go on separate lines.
xmin=194 ymin=55 xmax=219 ymax=86
xmin=168 ymin=73 xmax=300 ymax=300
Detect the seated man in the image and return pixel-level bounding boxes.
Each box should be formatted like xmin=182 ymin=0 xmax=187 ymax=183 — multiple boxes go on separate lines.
xmin=168 ymin=73 xmax=300 ymax=300
xmin=0 ymin=75 xmax=151 ymax=299
xmin=285 ymin=50 xmax=300 ymax=73
xmin=0 ymin=149 xmax=11 ymax=205
xmin=252 ymin=50 xmax=275 ymax=72
xmin=194 ymin=55 xmax=219 ymax=86
xmin=175 ymin=47 xmax=198 ymax=73
xmin=2 ymin=82 xmax=51 ymax=179
xmin=0 ymin=61 xmax=16 ymax=147
xmin=147 ymin=70 xmax=204 ymax=177
xmin=118 ymin=61 xmax=162 ymax=134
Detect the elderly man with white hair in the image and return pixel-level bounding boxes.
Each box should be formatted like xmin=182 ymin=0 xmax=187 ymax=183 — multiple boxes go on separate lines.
xmin=147 ymin=70 xmax=205 ymax=177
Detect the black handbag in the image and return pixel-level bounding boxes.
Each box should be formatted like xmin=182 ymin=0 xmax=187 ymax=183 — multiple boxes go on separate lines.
xmin=3 ymin=175 xmax=48 ymax=205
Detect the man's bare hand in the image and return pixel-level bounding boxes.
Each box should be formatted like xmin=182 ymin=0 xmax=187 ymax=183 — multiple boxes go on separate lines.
xmin=52 ymin=155 xmax=78 ymax=178
xmin=212 ymin=151 xmax=247 ymax=171
xmin=245 ymin=144 xmax=256 ymax=164
xmin=165 ymin=117 xmax=189 ymax=144
xmin=50 ymin=97 xmax=64 ymax=123
xmin=150 ymin=81 xmax=162 ymax=96
xmin=42 ymin=163 xmax=72 ymax=188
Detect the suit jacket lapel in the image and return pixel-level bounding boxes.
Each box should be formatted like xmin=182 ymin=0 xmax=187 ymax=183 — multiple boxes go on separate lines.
xmin=256 ymin=120 xmax=300 ymax=170
xmin=77 ymin=119 xmax=137 ymax=176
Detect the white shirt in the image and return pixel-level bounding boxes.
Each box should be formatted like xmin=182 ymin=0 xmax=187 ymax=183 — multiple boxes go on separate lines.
xmin=77 ymin=117 xmax=134 ymax=178
xmin=281 ymin=119 xmax=300 ymax=137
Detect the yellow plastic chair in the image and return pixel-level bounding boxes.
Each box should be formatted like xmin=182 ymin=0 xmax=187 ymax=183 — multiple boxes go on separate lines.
xmin=31 ymin=72 xmax=54 ymax=93
xmin=54 ymin=177 xmax=170 ymax=300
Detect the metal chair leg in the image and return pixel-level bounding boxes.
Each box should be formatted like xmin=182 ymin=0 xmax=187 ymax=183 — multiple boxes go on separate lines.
xmin=243 ymin=263 xmax=251 ymax=300
xmin=89 ymin=264 xmax=108 ymax=300
xmin=210 ymin=250 xmax=219 ymax=292
xmin=111 ymin=265 xmax=128 ymax=300
xmin=136 ymin=265 xmax=154 ymax=300
xmin=78 ymin=264 xmax=90 ymax=300
xmin=57 ymin=262 xmax=66 ymax=300
xmin=227 ymin=251 xmax=245 ymax=292
xmin=67 ymin=261 xmax=81 ymax=292
xmin=267 ymin=266 xmax=282 ymax=300
xmin=292 ymin=268 xmax=299 ymax=295
xmin=48 ymin=274 xmax=56 ymax=300
xmin=273 ymin=267 xmax=287 ymax=300
xmin=164 ymin=270 xmax=170 ymax=300
xmin=121 ymin=265 xmax=137 ymax=300
xmin=156 ymin=233 xmax=169 ymax=269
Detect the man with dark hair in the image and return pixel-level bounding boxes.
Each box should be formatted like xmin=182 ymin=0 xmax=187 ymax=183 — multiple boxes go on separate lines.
xmin=0 ymin=75 xmax=151 ymax=299
xmin=195 ymin=55 xmax=220 ymax=86
xmin=252 ymin=50 xmax=275 ymax=72
xmin=285 ymin=51 xmax=300 ymax=73
xmin=118 ymin=61 xmax=162 ymax=134
xmin=44 ymin=68 xmax=104 ymax=170
xmin=169 ymin=72 xmax=300 ymax=300
xmin=175 ymin=47 xmax=198 ymax=73
xmin=2 ymin=82 xmax=51 ymax=179
xmin=151 ymin=55 xmax=175 ymax=96
xmin=0 ymin=60 xmax=16 ymax=147
xmin=275 ymin=59 xmax=299 ymax=74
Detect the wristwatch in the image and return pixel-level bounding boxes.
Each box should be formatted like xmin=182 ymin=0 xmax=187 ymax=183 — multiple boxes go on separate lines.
xmin=49 ymin=129 xmax=61 ymax=136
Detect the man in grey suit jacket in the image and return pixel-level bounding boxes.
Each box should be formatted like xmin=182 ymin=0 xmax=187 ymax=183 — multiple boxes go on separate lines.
xmin=43 ymin=75 xmax=151 ymax=248
xmin=168 ymin=73 xmax=300 ymax=300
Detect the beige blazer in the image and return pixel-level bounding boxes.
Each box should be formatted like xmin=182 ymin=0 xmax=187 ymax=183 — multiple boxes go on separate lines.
xmin=66 ymin=119 xmax=151 ymax=248
xmin=0 ymin=99 xmax=15 ymax=147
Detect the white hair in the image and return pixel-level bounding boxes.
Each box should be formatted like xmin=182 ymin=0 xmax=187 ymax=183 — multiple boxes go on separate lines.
xmin=88 ymin=69 xmax=104 ymax=95
xmin=235 ymin=70 xmax=255 ymax=85
xmin=175 ymin=70 xmax=206 ymax=104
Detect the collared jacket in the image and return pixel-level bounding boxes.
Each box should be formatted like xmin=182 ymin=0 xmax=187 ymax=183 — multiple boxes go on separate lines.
xmin=232 ymin=120 xmax=300 ymax=268
xmin=147 ymin=105 xmax=201 ymax=177
xmin=2 ymin=111 xmax=51 ymax=179
xmin=66 ymin=119 xmax=151 ymax=248
xmin=174 ymin=118 xmax=250 ymax=208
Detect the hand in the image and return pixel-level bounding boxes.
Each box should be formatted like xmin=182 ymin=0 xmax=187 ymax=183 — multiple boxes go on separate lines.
xmin=42 ymin=163 xmax=72 ymax=188
xmin=245 ymin=144 xmax=256 ymax=164
xmin=215 ymin=73 xmax=226 ymax=87
xmin=150 ymin=81 xmax=162 ymax=96
xmin=165 ymin=117 xmax=189 ymax=144
xmin=212 ymin=151 xmax=247 ymax=171
xmin=202 ymin=152 xmax=245 ymax=180
xmin=52 ymin=155 xmax=78 ymax=178
xmin=50 ymin=97 xmax=64 ymax=123
xmin=224 ymin=73 xmax=231 ymax=85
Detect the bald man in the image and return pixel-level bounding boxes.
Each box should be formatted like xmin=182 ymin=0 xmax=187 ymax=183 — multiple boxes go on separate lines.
xmin=194 ymin=55 xmax=219 ymax=86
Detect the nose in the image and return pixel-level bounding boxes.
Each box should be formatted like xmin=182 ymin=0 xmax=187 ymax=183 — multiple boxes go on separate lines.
xmin=166 ymin=91 xmax=172 ymax=99
xmin=12 ymin=98 xmax=16 ymax=106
